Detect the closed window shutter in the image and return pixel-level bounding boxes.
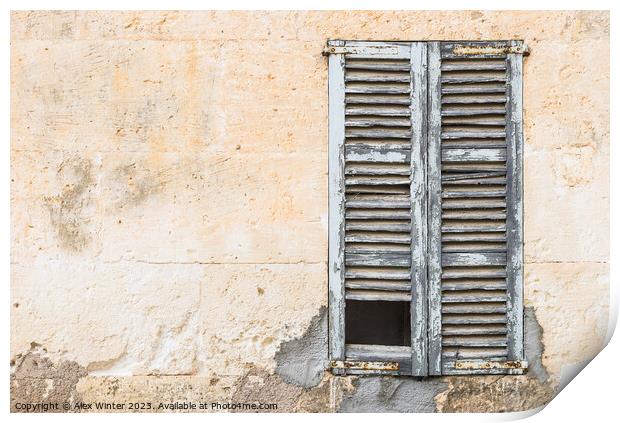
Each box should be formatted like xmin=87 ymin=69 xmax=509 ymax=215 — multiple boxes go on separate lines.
xmin=328 ymin=41 xmax=428 ymax=375
xmin=328 ymin=40 xmax=526 ymax=377
xmin=427 ymin=41 xmax=525 ymax=375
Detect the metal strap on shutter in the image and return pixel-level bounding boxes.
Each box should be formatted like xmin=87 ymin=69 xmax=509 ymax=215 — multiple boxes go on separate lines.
xmin=427 ymin=41 xmax=526 ymax=375
xmin=328 ymin=41 xmax=428 ymax=375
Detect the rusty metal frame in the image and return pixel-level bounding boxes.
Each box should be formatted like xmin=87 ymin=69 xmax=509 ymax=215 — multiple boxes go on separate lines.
xmin=330 ymin=360 xmax=400 ymax=375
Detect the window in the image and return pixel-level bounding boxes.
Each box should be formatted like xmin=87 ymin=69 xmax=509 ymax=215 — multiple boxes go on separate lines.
xmin=327 ymin=40 xmax=526 ymax=376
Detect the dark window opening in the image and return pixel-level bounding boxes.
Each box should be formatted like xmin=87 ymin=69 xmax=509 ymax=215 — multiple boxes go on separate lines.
xmin=345 ymin=300 xmax=411 ymax=346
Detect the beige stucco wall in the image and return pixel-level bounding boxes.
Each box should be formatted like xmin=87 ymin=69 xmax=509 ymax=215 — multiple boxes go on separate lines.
xmin=10 ymin=10 xmax=609 ymax=412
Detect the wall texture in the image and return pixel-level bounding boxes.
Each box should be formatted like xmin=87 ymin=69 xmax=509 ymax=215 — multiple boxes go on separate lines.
xmin=10 ymin=10 xmax=609 ymax=412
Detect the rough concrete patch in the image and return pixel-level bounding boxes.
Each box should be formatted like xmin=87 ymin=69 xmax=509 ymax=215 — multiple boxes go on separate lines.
xmin=524 ymin=306 xmax=549 ymax=384
xmin=230 ymin=366 xmax=331 ymax=412
xmin=274 ymin=306 xmax=327 ymax=388
xmin=43 ymin=156 xmax=96 ymax=251
xmin=338 ymin=376 xmax=449 ymax=413
xmin=435 ymin=375 xmax=555 ymax=413
xmin=11 ymin=346 xmax=88 ymax=412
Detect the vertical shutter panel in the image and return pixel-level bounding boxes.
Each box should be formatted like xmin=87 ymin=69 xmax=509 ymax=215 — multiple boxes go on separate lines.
xmin=428 ymin=41 xmax=526 ymax=375
xmin=328 ymin=41 xmax=427 ymax=375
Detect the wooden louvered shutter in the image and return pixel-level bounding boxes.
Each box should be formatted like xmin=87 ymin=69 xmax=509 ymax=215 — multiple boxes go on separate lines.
xmin=427 ymin=41 xmax=526 ymax=375
xmin=328 ymin=41 xmax=428 ymax=376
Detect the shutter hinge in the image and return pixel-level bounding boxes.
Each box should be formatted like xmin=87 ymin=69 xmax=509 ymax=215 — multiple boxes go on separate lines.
xmin=322 ymin=46 xmax=346 ymax=55
xmin=322 ymin=45 xmax=400 ymax=56
xmin=454 ymin=360 xmax=528 ymax=371
xmin=451 ymin=44 xmax=530 ymax=56
xmin=330 ymin=360 xmax=399 ymax=372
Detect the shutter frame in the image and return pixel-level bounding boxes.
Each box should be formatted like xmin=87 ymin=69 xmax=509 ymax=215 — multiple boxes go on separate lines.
xmin=505 ymin=41 xmax=525 ymax=362
xmin=427 ymin=41 xmax=444 ymax=375
xmin=328 ymin=40 xmax=526 ymax=376
xmin=409 ymin=42 xmax=429 ymax=376
xmin=328 ymin=40 xmax=346 ymax=362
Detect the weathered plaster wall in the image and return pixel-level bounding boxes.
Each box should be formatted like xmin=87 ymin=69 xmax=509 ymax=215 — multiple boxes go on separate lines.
xmin=11 ymin=10 xmax=609 ymax=412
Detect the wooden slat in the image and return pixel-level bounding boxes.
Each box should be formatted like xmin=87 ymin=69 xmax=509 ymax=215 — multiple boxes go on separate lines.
xmin=441 ymin=117 xmax=506 ymax=126
xmin=442 ymin=348 xmax=508 ymax=359
xmin=442 ymin=177 xmax=507 ymax=186
xmin=345 ymin=209 xmax=411 ymax=219
xmin=346 ymin=129 xmax=412 ymax=139
xmin=442 ymin=268 xmax=507 ymax=279
xmin=345 ymin=279 xmax=411 ymax=291
xmin=442 ymin=252 xmax=507 ymax=266
xmin=345 ymin=118 xmax=411 ymax=127
xmin=345 ymin=269 xmax=411 ymax=280
xmin=442 ymin=211 xmax=506 ymax=220
xmin=345 ymin=106 xmax=411 ymax=116
xmin=441 ymin=131 xmax=506 ymax=140
xmin=441 ymin=107 xmax=506 ymax=116
xmin=345 ymin=290 xmax=412 ymax=301
xmin=442 ymin=225 xmax=506 ymax=234
xmin=442 ymin=171 xmax=505 ymax=181
xmin=442 ymin=189 xmax=506 ymax=199
xmin=442 ymin=199 xmax=506 ymax=209
xmin=442 ymin=86 xmax=506 ymax=95
xmin=346 ymin=196 xmax=410 ymax=208
xmin=442 ymin=163 xmax=507 ymax=172
xmin=442 ymin=96 xmax=507 ymax=104
xmin=345 ymin=252 xmax=411 ymax=267
xmin=346 ymin=344 xmax=412 ymax=362
xmin=345 ymin=164 xmax=410 ymax=175
xmin=443 ymin=314 xmax=507 ymax=325
xmin=441 ymin=63 xmax=506 ymax=71
xmin=442 ymin=244 xmax=507 ymax=253
xmin=442 ymin=303 xmax=507 ymax=314
xmin=442 ymin=337 xmax=507 ymax=347
xmin=345 ymin=62 xmax=411 ymax=71
xmin=345 ymin=233 xmax=411 ymax=244
xmin=345 ymin=185 xmax=410 ymax=194
xmin=346 ymin=95 xmax=410 ymax=105
xmin=346 ymin=75 xmax=410 ymax=83
xmin=442 ymin=325 xmax=508 ymax=336
xmin=345 ymin=86 xmax=411 ymax=95
xmin=441 ymin=233 xmax=506 ymax=242
xmin=441 ymin=293 xmax=507 ymax=303
xmin=345 ymin=176 xmax=411 ymax=186
xmin=345 ymin=221 xmax=411 ymax=232
xmin=442 ymin=148 xmax=507 ymax=162
xmin=442 ymin=280 xmax=507 ymax=291
xmin=442 ymin=142 xmax=507 ymax=149
xmin=345 ymin=146 xmax=411 ymax=163
xmin=441 ymin=76 xmax=507 ymax=84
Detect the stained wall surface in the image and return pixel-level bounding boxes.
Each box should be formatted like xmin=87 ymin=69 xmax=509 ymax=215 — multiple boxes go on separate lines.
xmin=10 ymin=10 xmax=609 ymax=412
